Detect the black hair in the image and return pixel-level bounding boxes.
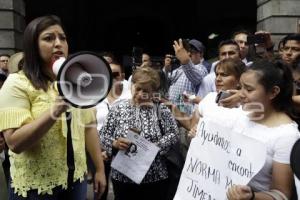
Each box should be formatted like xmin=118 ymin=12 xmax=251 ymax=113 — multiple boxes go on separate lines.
xmin=283 ymin=33 xmax=300 ymax=46
xmin=218 ymin=39 xmax=240 ymax=52
xmin=278 ymin=36 xmax=286 ymax=51
xmin=231 ymin=29 xmax=251 ymax=39
xmin=23 ymin=15 xmax=65 ymax=91
xmin=248 ymin=59 xmax=296 ymax=119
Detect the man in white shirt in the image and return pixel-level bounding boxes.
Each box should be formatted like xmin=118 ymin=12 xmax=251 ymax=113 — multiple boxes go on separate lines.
xmin=232 ymin=30 xmax=251 ymax=64
xmin=198 ymin=39 xmax=241 ymax=98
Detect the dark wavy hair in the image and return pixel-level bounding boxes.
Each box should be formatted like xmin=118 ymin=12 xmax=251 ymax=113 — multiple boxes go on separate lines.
xmin=248 ymin=59 xmax=296 ymax=119
xmin=23 ymin=15 xmax=65 ymax=91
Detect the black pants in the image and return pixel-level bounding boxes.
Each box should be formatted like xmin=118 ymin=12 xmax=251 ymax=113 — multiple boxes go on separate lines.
xmin=112 ymin=179 xmax=168 ymax=200
xmin=2 ymin=147 xmax=10 ymax=186
xmin=165 ymin=161 xmax=183 ymax=200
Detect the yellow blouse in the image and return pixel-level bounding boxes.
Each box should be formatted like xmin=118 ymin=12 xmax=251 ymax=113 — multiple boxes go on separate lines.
xmin=0 ymin=71 xmax=95 ymax=197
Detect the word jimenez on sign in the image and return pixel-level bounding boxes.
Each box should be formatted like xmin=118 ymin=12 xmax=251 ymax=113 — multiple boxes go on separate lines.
xmin=174 ymin=118 xmax=266 ymax=200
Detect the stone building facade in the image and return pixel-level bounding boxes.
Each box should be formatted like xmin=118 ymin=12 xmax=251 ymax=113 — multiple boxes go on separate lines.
xmin=0 ymin=0 xmax=25 ymax=54
xmin=257 ymin=0 xmax=300 ymax=49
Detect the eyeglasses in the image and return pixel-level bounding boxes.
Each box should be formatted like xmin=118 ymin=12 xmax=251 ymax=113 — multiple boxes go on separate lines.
xmin=112 ymin=72 xmax=121 ymax=79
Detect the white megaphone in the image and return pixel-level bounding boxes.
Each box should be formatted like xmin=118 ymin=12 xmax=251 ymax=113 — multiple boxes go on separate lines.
xmin=52 ymin=51 xmax=112 ymax=108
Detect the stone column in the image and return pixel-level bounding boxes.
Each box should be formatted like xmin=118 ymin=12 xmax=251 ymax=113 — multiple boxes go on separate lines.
xmin=257 ymin=0 xmax=300 ymax=50
xmin=0 ymin=0 xmax=25 ymax=55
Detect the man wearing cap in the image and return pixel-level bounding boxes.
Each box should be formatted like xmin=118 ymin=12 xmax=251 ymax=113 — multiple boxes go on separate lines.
xmin=164 ymin=38 xmax=208 ymax=200
xmin=189 ymin=39 xmax=211 ymax=72
xmin=197 ymin=39 xmax=242 ymax=98
xmin=168 ymin=38 xmax=208 ymax=115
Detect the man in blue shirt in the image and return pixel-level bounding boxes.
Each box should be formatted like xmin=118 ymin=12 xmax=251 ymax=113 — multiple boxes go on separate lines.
xmin=167 ymin=39 xmax=208 ymax=114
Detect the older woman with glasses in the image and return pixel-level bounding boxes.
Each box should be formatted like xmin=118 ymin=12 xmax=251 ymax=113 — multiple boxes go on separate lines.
xmin=99 ymin=67 xmax=178 ymax=200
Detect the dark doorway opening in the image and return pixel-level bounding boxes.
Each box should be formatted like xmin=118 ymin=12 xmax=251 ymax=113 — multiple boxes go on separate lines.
xmin=24 ymin=0 xmax=257 ymax=66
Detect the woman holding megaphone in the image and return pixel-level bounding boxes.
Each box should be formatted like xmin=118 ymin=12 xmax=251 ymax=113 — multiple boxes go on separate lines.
xmin=0 ymin=15 xmax=106 ymax=199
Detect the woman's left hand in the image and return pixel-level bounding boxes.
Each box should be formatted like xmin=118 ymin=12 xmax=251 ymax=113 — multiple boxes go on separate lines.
xmin=93 ymin=170 xmax=107 ymax=200
xmin=227 ymin=185 xmax=253 ymax=200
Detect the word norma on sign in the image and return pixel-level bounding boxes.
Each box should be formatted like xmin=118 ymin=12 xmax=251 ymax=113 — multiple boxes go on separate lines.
xmin=174 ymin=118 xmax=266 ymax=200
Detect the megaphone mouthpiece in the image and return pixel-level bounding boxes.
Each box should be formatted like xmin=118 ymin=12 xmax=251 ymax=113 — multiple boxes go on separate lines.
xmin=76 ymin=71 xmax=93 ymax=87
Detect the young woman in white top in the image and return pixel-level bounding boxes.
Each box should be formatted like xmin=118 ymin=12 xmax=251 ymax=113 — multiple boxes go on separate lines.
xmin=222 ymin=60 xmax=299 ymax=200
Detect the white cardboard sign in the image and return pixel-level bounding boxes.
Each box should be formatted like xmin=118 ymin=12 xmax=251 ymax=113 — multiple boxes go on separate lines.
xmin=174 ymin=118 xmax=266 ymax=200
xmin=111 ymin=130 xmax=160 ymax=184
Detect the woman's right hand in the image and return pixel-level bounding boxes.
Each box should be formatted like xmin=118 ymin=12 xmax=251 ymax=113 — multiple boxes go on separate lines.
xmin=113 ymin=137 xmax=131 ymax=150
xmin=50 ymin=96 xmax=69 ymax=119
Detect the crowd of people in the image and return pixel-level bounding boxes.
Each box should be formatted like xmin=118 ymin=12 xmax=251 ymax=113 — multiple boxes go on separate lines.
xmin=1 ymin=14 xmax=300 ymax=200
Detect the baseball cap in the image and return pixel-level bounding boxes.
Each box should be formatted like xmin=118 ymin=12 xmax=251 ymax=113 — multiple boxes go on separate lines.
xmin=188 ymin=39 xmax=205 ymax=53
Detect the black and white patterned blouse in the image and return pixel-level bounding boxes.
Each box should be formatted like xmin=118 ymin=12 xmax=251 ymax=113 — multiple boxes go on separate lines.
xmin=99 ymin=99 xmax=179 ymax=183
